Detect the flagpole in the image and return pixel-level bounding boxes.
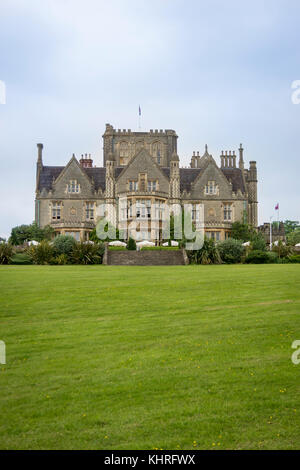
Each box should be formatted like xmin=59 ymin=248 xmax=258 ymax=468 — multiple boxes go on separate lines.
xmin=138 ymin=105 xmax=141 ymax=130
xmin=270 ymin=216 xmax=273 ymax=250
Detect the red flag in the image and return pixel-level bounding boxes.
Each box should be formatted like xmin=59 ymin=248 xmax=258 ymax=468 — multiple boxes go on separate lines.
xmin=275 ymin=203 xmax=279 ymax=210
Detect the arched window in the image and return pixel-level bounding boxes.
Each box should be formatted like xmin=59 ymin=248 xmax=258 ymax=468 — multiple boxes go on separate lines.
xmin=119 ymin=142 xmax=129 ymax=165
xmin=153 ymin=142 xmax=161 ymax=164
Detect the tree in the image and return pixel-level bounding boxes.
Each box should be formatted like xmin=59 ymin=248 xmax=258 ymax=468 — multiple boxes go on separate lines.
xmin=9 ymin=222 xmax=53 ymax=245
xmin=251 ymin=232 xmax=266 ymax=251
xmin=127 ymin=237 xmax=136 ymax=250
xmin=230 ymin=222 xmax=255 ymax=242
xmin=272 ymin=240 xmax=293 ymax=259
xmin=287 ymin=229 xmax=300 ymax=246
xmin=283 ymin=220 xmax=300 ymax=234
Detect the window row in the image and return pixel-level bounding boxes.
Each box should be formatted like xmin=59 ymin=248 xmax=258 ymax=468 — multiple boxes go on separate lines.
xmin=51 ymin=202 xmax=95 ymax=220
xmin=128 ymin=180 xmax=158 ymax=192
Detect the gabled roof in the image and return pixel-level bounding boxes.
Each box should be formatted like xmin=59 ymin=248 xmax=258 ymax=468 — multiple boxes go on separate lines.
xmin=221 ymin=168 xmax=246 ymax=193
xmin=115 ymin=148 xmax=170 ymax=185
xmin=38 ymin=166 xmax=64 ymax=191
xmin=179 ymin=168 xmax=201 ymax=192
xmin=38 ymin=163 xmax=245 ymax=194
xmin=38 ymin=166 xmax=106 ymax=192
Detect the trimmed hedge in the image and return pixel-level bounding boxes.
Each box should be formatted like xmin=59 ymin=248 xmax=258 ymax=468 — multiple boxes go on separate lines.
xmin=245 ymin=250 xmax=271 ymax=264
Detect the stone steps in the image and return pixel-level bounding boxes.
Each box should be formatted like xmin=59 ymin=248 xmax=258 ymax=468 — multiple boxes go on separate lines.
xmin=106 ymin=249 xmax=188 ymax=266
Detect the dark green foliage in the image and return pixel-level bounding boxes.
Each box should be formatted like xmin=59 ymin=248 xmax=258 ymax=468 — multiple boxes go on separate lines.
xmin=50 ymin=254 xmax=69 ymax=265
xmin=287 ymin=229 xmax=300 ymax=246
xmin=286 ymin=254 xmax=300 ymax=263
xmin=27 ymin=241 xmax=54 ymax=265
xmin=218 ymin=238 xmax=245 ymax=264
xmin=53 ymin=235 xmax=76 ymax=256
xmin=283 ymin=220 xmax=300 ymax=234
xmin=245 ymin=250 xmax=270 ymax=264
xmin=0 ymin=242 xmax=14 ymax=264
xmin=127 ymin=238 xmax=136 ymax=250
xmin=272 ymin=240 xmax=293 ymax=259
xmin=251 ymin=233 xmax=267 ymax=251
xmin=188 ymin=238 xmax=221 ymax=265
xmin=9 ymin=222 xmax=54 ymax=245
xmin=70 ymin=242 xmax=104 ymax=265
xmin=230 ymin=222 xmax=255 ymax=242
xmin=10 ymin=253 xmax=32 ymax=265
xmin=266 ymin=252 xmax=279 ymax=264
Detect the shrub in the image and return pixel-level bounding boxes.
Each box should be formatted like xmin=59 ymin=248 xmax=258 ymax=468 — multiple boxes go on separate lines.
xmin=27 ymin=241 xmax=54 ymax=265
xmin=230 ymin=221 xmax=255 ymax=242
xmin=9 ymin=222 xmax=54 ymax=245
xmin=266 ymin=251 xmax=279 ymax=264
xmin=251 ymin=233 xmax=267 ymax=251
xmin=188 ymin=238 xmax=221 ymax=265
xmin=0 ymin=242 xmax=14 ymax=264
xmin=287 ymin=229 xmax=300 ymax=246
xmin=11 ymin=253 xmax=32 ymax=265
xmin=127 ymin=238 xmax=136 ymax=250
xmin=53 ymin=235 xmax=76 ymax=257
xmin=286 ymin=254 xmax=300 ymax=263
xmin=50 ymin=254 xmax=69 ymax=265
xmin=272 ymin=240 xmax=293 ymax=259
xmin=218 ymin=238 xmax=244 ymax=264
xmin=70 ymin=242 xmax=104 ymax=265
xmin=244 ymin=250 xmax=270 ymax=264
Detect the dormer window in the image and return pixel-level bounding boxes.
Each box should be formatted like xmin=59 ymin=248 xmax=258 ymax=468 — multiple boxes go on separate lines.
xmin=129 ymin=180 xmax=138 ymax=191
xmin=68 ymin=180 xmax=80 ymax=193
xmin=148 ymin=180 xmax=157 ymax=192
xmin=153 ymin=142 xmax=161 ymax=165
xmin=120 ymin=142 xmax=129 ymax=166
xmin=205 ymin=181 xmax=218 ymax=195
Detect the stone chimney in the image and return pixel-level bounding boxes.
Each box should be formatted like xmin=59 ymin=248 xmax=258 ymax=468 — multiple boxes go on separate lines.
xmin=37 ymin=143 xmax=43 ymax=165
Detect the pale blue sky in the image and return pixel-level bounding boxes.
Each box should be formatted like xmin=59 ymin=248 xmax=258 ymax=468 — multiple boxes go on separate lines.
xmin=1 ymin=0 xmax=300 ymax=238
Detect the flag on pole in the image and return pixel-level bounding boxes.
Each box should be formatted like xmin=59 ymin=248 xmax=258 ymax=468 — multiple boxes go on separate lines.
xmin=139 ymin=105 xmax=141 ymax=116
xmin=275 ymin=203 xmax=279 ymax=210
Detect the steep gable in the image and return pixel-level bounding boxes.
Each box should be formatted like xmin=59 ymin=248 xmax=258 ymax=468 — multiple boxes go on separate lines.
xmin=190 ymin=158 xmax=233 ymax=199
xmin=51 ymin=155 xmax=94 ymax=197
xmin=116 ymin=148 xmax=170 ymax=194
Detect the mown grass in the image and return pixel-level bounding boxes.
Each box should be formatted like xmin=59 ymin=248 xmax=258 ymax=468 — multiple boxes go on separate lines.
xmin=0 ymin=264 xmax=299 ymax=450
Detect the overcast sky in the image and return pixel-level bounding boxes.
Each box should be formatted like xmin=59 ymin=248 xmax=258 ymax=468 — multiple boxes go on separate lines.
xmin=1 ymin=0 xmax=300 ymax=238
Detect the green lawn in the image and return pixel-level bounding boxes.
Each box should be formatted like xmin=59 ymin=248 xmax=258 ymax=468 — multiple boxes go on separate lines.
xmin=0 ymin=265 xmax=299 ymax=450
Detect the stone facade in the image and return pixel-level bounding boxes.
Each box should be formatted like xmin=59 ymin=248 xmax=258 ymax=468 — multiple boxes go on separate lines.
xmin=35 ymin=124 xmax=258 ymax=242
xmin=258 ymin=222 xmax=286 ymax=245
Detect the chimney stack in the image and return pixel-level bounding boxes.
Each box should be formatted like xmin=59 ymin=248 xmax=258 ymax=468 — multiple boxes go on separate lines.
xmin=80 ymin=153 xmax=93 ymax=168
xmin=239 ymin=143 xmax=244 ymax=170
xmin=37 ymin=143 xmax=43 ymax=165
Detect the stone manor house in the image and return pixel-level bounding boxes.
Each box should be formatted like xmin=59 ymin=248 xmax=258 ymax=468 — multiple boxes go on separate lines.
xmin=35 ymin=123 xmax=258 ymax=242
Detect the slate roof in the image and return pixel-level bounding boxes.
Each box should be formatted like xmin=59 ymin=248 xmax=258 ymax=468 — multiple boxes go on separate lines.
xmin=38 ymin=166 xmax=107 ymax=192
xmin=221 ymin=168 xmax=246 ymax=193
xmin=38 ymin=166 xmax=64 ymax=191
xmin=38 ymin=165 xmax=246 ymax=194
